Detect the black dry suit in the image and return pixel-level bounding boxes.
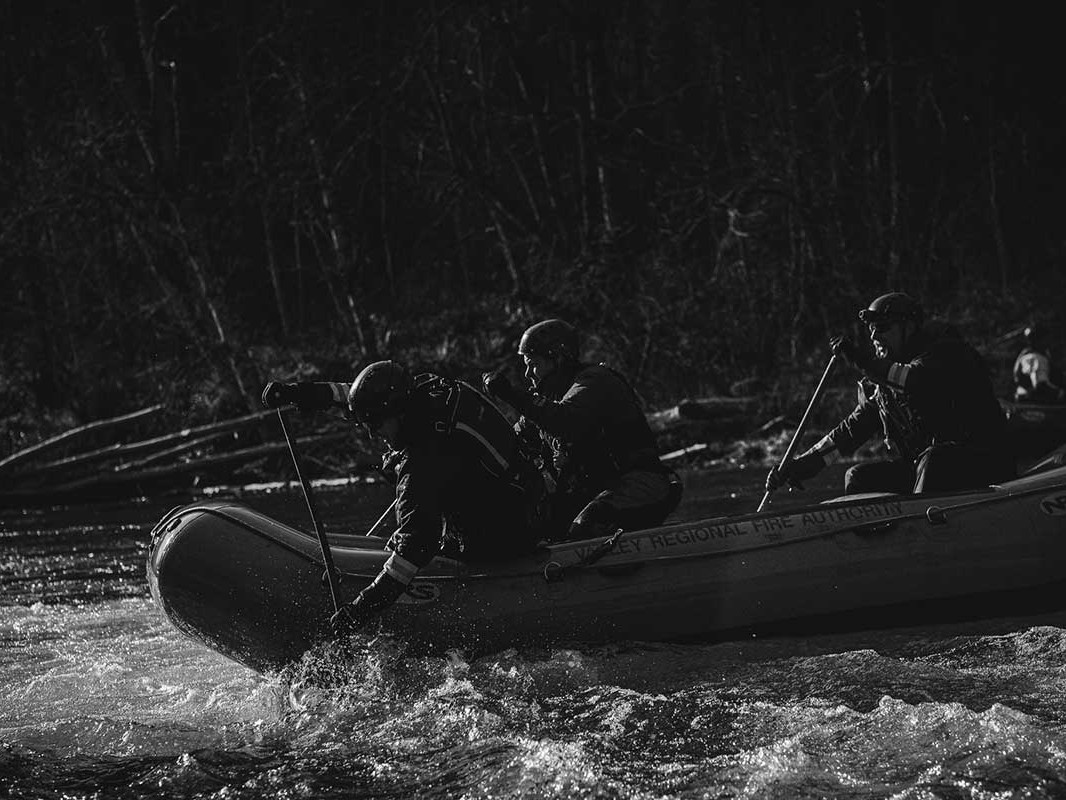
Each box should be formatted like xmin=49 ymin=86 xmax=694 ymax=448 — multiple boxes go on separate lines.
xmin=828 ymin=324 xmax=1014 ymax=492
xmin=515 ymin=363 xmax=679 ymax=537
xmin=383 ymin=374 xmax=548 ymax=571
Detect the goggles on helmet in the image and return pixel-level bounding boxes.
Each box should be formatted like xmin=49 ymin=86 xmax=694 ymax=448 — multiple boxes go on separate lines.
xmin=858 ymin=307 xmax=898 ymax=325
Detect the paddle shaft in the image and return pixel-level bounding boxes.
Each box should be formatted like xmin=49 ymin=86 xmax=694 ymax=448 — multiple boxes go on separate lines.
xmin=276 ymin=408 xmax=343 ymax=613
xmin=757 ymin=355 xmax=838 ymax=512
xmin=365 ymin=499 xmax=397 ymax=537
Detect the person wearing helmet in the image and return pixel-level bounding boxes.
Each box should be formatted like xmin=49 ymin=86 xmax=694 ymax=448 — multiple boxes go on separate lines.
xmin=482 ymin=319 xmax=682 ymax=541
xmin=1013 ymin=325 xmax=1065 ymax=404
xmin=262 ymin=360 xmax=548 ymax=633
xmin=765 ymin=292 xmax=1014 ymax=496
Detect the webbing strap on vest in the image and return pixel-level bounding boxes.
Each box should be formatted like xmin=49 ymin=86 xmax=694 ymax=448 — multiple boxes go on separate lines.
xmin=422 ymin=376 xmax=516 ymax=476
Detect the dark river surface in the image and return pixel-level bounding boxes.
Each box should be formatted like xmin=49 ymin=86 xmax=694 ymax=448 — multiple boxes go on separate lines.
xmin=4 ymin=463 xmax=1066 ymax=799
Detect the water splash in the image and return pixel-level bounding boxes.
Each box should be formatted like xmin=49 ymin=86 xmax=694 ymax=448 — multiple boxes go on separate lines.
xmin=7 ymin=488 xmax=1066 ymax=797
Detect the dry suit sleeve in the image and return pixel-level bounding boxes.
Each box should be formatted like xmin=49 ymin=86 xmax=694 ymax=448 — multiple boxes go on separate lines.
xmin=828 ymin=396 xmax=882 ymax=457
xmin=302 ymin=382 xmax=353 ymax=411
xmin=384 ymin=447 xmax=451 ymax=573
xmin=519 ymin=373 xmax=613 ymax=441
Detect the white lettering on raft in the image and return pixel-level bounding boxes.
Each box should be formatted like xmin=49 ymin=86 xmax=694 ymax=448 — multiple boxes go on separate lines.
xmin=572 ymin=501 xmax=907 ymax=557
xmin=396 ymin=582 xmax=440 ymax=604
xmin=800 ymin=501 xmax=904 ymax=525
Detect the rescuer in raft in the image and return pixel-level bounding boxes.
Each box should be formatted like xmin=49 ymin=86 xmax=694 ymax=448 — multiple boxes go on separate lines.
xmin=482 ymin=318 xmax=682 ymax=540
xmin=765 ymin=292 xmax=1016 ymax=495
xmin=262 ymin=360 xmax=548 ymax=633
xmin=1013 ymin=324 xmax=1065 ymax=404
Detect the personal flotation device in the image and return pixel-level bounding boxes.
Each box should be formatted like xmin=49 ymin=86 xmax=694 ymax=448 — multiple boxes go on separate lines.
xmin=413 ymin=374 xmax=523 ymax=480
xmin=413 ymin=374 xmax=550 ymax=533
xmin=595 ymin=364 xmax=662 ymax=473
xmin=541 ymin=364 xmax=663 ymax=497
xmin=1014 ymin=347 xmax=1051 ymax=400
xmin=860 ymin=379 xmax=930 ymax=462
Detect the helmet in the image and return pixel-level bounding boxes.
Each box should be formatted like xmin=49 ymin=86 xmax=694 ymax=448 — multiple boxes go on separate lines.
xmin=517 ymin=319 xmax=578 ymax=361
xmin=1024 ymin=325 xmax=1045 ymax=347
xmin=347 ymin=360 xmax=412 ymax=427
xmin=858 ymin=292 xmax=923 ymax=327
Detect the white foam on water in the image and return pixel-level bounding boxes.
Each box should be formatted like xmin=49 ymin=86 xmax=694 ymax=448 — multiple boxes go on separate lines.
xmin=0 ymin=599 xmax=280 ymax=758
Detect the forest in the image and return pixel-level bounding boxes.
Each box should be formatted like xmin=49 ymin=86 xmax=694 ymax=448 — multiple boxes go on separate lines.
xmin=2 ymin=1 xmax=1064 ymax=469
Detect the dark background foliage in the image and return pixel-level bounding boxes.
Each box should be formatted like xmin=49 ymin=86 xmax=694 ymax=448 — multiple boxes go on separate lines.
xmin=2 ymin=0 xmax=1064 ymax=455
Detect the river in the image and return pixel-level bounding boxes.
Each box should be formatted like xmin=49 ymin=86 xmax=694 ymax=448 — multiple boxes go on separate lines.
xmin=4 ymin=466 xmax=1066 ymax=799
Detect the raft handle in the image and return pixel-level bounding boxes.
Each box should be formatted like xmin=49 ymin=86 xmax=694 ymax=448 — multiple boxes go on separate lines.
xmin=925 ymin=505 xmax=947 ymax=525
xmin=542 ymin=527 xmax=625 ymax=583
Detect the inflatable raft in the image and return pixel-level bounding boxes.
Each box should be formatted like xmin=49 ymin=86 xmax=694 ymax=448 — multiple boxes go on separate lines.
xmin=148 ymin=461 xmax=1066 ymax=673
xmin=1002 ymin=399 xmax=1066 ymax=456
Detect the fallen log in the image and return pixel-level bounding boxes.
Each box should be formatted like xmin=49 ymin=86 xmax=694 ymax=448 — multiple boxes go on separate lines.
xmin=661 ymin=442 xmax=711 ymax=462
xmin=113 ymin=432 xmax=233 ymax=472
xmin=5 ymin=408 xmax=285 ymax=482
xmin=0 ymin=431 xmax=354 ymax=503
xmin=0 ymin=404 xmax=165 ymax=474
xmin=646 ymin=396 xmax=759 ymax=432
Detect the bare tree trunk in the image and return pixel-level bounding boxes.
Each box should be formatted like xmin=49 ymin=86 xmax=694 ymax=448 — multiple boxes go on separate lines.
xmin=585 ymin=35 xmax=613 ymax=240
xmin=379 ymin=113 xmax=395 ymax=293
xmin=244 ymin=80 xmax=290 ymax=335
xmin=571 ymin=35 xmax=590 ymax=252
xmin=133 ymin=0 xmax=178 ymax=180
xmin=128 ymin=221 xmax=220 ymax=386
xmin=279 ymin=54 xmax=375 ymax=355
xmin=260 ymin=205 xmax=290 ymax=336
xmin=883 ymin=9 xmax=901 ymax=285
xmin=181 ymin=243 xmax=253 ymax=407
xmin=487 ymin=205 xmax=524 ymax=298
xmin=293 ymin=196 xmax=306 ymax=330
xmin=504 ymin=39 xmax=568 ymax=252
xmin=988 ymin=132 xmax=1010 ymax=291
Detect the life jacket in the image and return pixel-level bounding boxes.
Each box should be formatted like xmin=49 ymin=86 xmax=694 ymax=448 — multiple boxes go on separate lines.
xmin=592 ymin=364 xmax=661 ymax=473
xmin=1013 ymin=347 xmax=1051 ymax=399
xmin=413 ymin=373 xmax=522 ymax=480
xmin=860 ymin=379 xmax=930 ymax=462
xmin=545 ymin=364 xmax=663 ymax=497
xmin=413 ymin=374 xmax=551 ymax=536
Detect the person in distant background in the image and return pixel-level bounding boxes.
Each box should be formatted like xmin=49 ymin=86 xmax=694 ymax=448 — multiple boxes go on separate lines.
xmin=765 ymin=292 xmax=1015 ymax=496
xmin=483 ymin=318 xmax=682 ymax=541
xmin=262 ymin=361 xmax=547 ymax=633
xmin=1013 ymin=325 xmax=1065 ymax=404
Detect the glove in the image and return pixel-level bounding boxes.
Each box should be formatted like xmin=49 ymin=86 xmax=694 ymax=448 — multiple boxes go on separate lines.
xmin=261 ymin=382 xmax=332 ymax=413
xmin=328 ymin=572 xmax=407 ymax=637
xmin=830 ymin=336 xmax=874 ymax=371
xmin=483 ymin=370 xmax=525 ymax=409
xmin=378 ymin=449 xmax=404 ymax=485
xmin=765 ymin=450 xmax=826 ymax=493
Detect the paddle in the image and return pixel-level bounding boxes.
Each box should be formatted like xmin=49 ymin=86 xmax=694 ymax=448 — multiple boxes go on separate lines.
xmin=276 ymin=408 xmax=343 ymax=613
xmin=364 ymin=499 xmax=397 ymax=538
xmin=757 ymin=355 xmax=838 ymax=512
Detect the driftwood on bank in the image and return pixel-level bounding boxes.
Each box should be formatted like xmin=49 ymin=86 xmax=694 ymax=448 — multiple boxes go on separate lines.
xmin=45 ymin=431 xmax=353 ymax=494
xmin=113 ymin=432 xmax=233 ymax=472
xmin=0 ymin=403 xmax=363 ymax=504
xmin=0 ymin=404 xmax=165 ymax=474
xmin=646 ymin=396 xmax=759 ymax=433
xmin=0 ymin=394 xmax=771 ymax=504
xmin=12 ymin=408 xmax=281 ymax=481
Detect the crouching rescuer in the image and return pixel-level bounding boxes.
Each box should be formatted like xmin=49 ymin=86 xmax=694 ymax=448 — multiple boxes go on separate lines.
xmin=764 ymin=292 xmax=1014 ymax=496
xmin=262 ymin=360 xmax=549 ymax=635
xmin=483 ymin=318 xmax=683 ymax=541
